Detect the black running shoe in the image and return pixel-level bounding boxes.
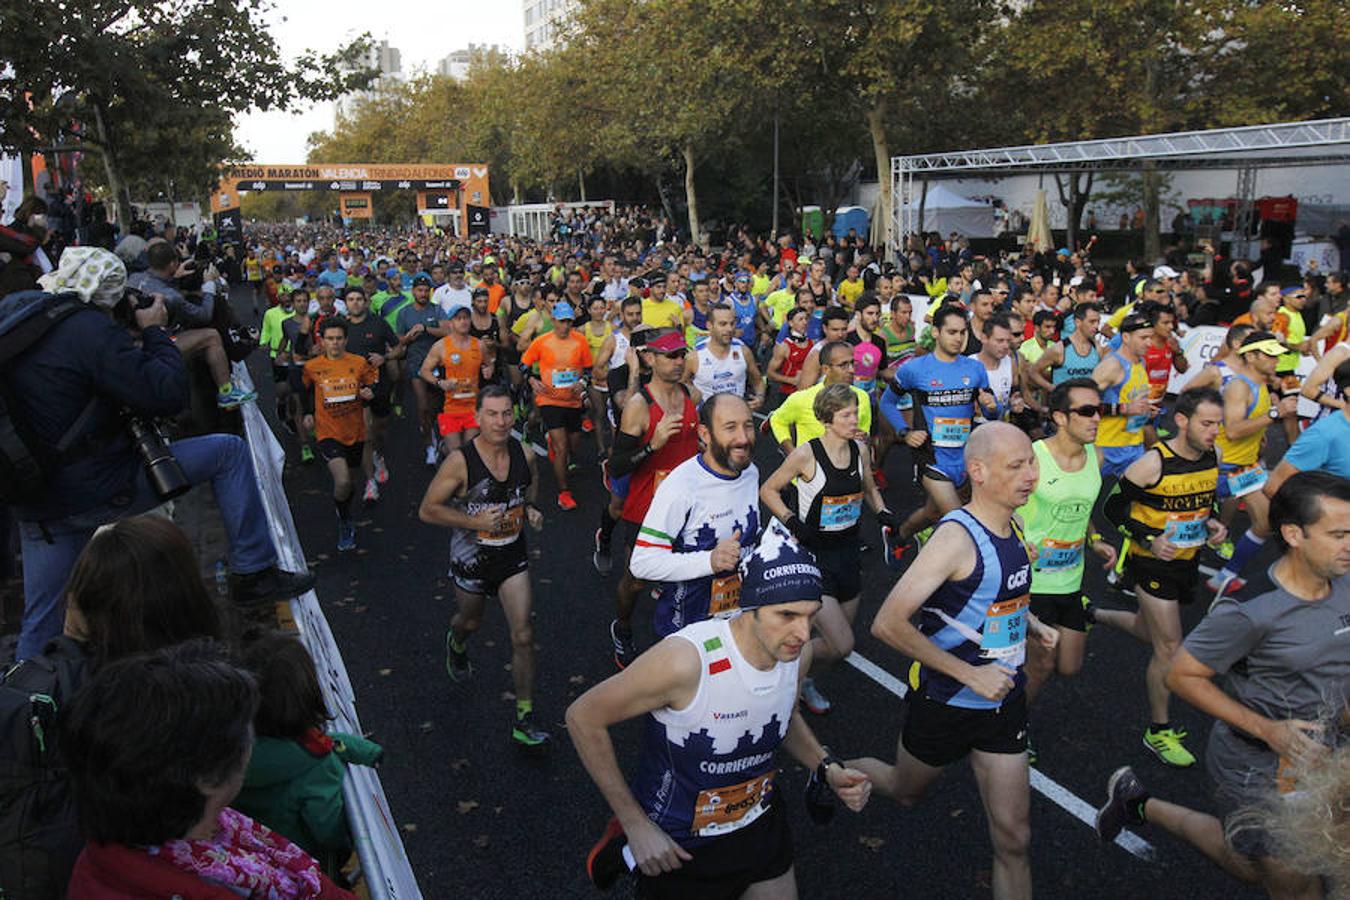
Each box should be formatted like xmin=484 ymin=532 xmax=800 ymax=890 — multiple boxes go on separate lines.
xmin=445 ymin=631 xmax=473 ymax=683
xmin=586 ymin=817 xmax=628 ymax=889
xmin=804 ymin=768 xmax=836 ymax=825
xmin=231 ymin=566 xmax=316 ymax=608
xmin=610 ymin=619 xmax=637 ymax=670
xmin=512 ymin=710 xmax=550 ymax=748
xmin=1096 ymin=766 xmax=1149 ymax=843
xmin=593 ymin=528 xmax=613 ymax=575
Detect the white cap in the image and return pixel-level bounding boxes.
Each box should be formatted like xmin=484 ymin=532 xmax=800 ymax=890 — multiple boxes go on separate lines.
xmin=1152 ymin=265 xmax=1180 ymax=279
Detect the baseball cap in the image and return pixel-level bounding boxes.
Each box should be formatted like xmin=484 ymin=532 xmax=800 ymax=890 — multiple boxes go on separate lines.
xmin=472 ymin=285 xmax=490 ymax=298
xmin=645 ymin=330 xmax=687 ymax=353
xmin=738 ymin=520 xmax=823 ymax=610
xmin=1237 ymin=331 xmax=1286 ymax=357
xmin=1152 ymin=265 xmax=1180 ymax=279
xmin=551 ymin=300 xmax=576 ymax=320
xmin=445 ymin=297 xmax=472 ymax=318
xmin=1118 ymin=312 xmax=1152 ymax=334
xmin=412 ymin=274 xmax=433 ymax=287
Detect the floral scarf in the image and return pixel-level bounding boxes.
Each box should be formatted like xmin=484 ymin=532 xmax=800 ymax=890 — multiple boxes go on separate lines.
xmin=148 ymin=807 xmax=324 ymax=898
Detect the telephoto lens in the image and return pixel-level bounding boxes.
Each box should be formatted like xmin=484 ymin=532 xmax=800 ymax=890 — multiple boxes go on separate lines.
xmin=126 ymin=417 xmax=191 ymax=499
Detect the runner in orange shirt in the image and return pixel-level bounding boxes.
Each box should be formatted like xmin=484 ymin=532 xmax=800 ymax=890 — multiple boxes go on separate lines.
xmin=302 ymin=318 xmax=379 ymax=552
xmin=521 ymin=300 xmax=594 ymax=509
xmin=420 ymin=296 xmax=496 ymax=457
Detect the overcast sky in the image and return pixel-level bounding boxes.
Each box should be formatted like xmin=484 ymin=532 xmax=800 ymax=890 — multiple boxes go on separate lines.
xmin=233 ymin=0 xmax=523 ymax=163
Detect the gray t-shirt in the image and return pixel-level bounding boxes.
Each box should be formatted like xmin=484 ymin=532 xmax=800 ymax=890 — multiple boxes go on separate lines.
xmin=1185 ymin=565 xmax=1350 ymax=788
xmin=396 ymin=302 xmax=446 ymax=369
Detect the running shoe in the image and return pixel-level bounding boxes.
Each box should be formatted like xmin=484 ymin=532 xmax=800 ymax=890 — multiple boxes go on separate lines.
xmin=582 ymin=416 xmax=594 ymax=433
xmin=300 ymin=445 xmax=316 ymax=464
xmin=337 ymin=522 xmax=356 ymax=552
xmin=362 ymin=478 xmax=380 ymax=503
xmin=231 ymin=566 xmax=317 ymax=607
xmin=281 ymin=417 xmax=297 ymax=436
xmin=593 ymin=528 xmax=613 ymax=575
xmin=1081 ymin=596 xmax=1096 ymax=634
xmin=445 ymin=631 xmax=473 ymax=683
xmin=425 ymin=444 xmax=439 ymax=467
xmin=881 ymin=527 xmax=919 ymax=571
xmin=586 ymin=817 xmax=628 ymax=889
xmin=374 ymin=452 xmax=389 ymax=484
xmin=217 ymin=383 xmax=257 ymax=409
xmin=557 ymin=490 xmax=578 ymax=511
xmin=800 ymin=677 xmax=831 ymax=715
xmin=804 ymin=766 xmax=836 ymax=824
xmin=1095 ymin=766 xmax=1149 ymax=843
xmin=1143 ymin=726 xmax=1196 ymax=768
xmin=394 ymin=404 xmax=404 ymax=418
xmin=611 ymin=620 xmax=637 ymax=670
xmin=512 ymin=710 xmax=551 ymax=747
xmin=1204 ymin=571 xmax=1245 ymax=599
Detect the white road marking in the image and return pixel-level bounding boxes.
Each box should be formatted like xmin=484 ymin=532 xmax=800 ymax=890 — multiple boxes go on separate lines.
xmin=843 ymin=651 xmax=1157 ymax=860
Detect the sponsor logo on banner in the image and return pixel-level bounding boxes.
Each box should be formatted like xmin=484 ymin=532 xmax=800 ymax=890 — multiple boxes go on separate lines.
xmin=454 ymin=166 xmax=471 ymax=179
xmin=472 ymin=166 xmax=488 ymax=178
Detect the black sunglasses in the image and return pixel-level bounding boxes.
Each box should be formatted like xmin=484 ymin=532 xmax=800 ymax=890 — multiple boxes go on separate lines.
xmin=1068 ymin=405 xmax=1101 ymax=418
xmin=660 ymin=349 xmax=689 ymax=360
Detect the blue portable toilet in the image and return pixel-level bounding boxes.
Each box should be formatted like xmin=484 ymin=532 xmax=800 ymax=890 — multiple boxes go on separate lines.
xmin=831 ymin=205 xmax=870 ymax=239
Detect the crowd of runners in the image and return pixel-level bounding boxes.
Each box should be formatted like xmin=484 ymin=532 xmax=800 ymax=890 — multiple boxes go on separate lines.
xmin=3 ymin=204 xmax=1348 ymax=899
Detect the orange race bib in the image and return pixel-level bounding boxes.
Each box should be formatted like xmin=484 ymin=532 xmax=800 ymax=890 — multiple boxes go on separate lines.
xmin=691 ymin=772 xmax=774 ymax=836
xmin=710 ymin=573 xmax=742 ymax=615
xmin=476 ymin=505 xmax=524 ymax=547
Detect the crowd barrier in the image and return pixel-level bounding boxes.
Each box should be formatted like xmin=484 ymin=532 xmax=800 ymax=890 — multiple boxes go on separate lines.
xmin=234 ymin=363 xmax=423 ymax=900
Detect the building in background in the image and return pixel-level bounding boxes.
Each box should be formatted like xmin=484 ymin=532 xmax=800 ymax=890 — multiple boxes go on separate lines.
xmin=335 ymin=39 xmax=404 ymax=126
xmin=437 ymin=44 xmax=507 ymax=80
xmin=523 ymin=0 xmax=576 ymax=51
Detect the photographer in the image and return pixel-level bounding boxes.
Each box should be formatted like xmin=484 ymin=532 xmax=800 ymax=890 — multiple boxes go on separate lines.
xmin=128 ymin=240 xmax=254 ymax=409
xmin=2 ymin=247 xmax=315 ymax=660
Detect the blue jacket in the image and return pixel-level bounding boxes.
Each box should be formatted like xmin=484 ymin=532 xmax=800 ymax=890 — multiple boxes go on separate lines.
xmin=1 ymin=291 xmax=189 ymax=521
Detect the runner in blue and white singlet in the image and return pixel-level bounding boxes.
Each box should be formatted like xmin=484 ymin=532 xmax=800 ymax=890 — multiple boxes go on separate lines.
xmin=883 ymin=350 xmax=990 ymax=483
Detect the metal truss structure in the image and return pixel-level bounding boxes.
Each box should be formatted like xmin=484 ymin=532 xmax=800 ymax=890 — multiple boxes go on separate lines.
xmin=890 ymin=118 xmax=1350 ymax=257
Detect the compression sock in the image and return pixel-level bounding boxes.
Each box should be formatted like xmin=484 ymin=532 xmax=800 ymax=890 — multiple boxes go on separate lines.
xmin=335 ymin=495 xmax=353 ymax=522
xmin=598 ymin=507 xmax=618 ymax=548
xmin=516 ymin=698 xmax=533 ymax=720
xmin=1220 ymin=532 xmax=1265 ymax=578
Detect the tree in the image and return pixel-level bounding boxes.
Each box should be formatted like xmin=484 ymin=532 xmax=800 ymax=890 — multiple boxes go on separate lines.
xmin=0 ymin=0 xmax=374 ymax=226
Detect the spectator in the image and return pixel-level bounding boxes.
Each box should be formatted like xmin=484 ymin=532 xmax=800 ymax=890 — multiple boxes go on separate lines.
xmin=60 ymin=640 xmax=355 ymax=899
xmin=0 ymin=197 xmax=51 ymax=298
xmin=2 ymin=248 xmax=313 ymax=660
xmin=234 ymin=632 xmax=383 ymax=876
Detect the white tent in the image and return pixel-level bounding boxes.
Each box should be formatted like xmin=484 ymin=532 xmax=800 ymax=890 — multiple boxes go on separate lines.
xmin=905 ymin=184 xmax=995 ymax=237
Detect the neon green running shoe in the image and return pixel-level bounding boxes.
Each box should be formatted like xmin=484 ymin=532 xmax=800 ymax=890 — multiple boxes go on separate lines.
xmin=1215 ymin=540 xmax=1235 ymax=562
xmin=512 ymin=710 xmax=550 ymax=747
xmin=1143 ymin=727 xmax=1195 ymax=768
xmin=300 ymin=444 xmax=316 ymax=464
xmin=915 ymin=525 xmax=935 ymax=548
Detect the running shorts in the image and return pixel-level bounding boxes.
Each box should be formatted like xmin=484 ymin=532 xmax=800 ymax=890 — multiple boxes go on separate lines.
xmin=805 ymin=541 xmax=862 ymax=602
xmin=540 ymin=405 xmax=584 ymax=433
xmin=913 ymin=444 xmax=967 ymax=486
xmin=902 ymin=692 xmax=1028 ymax=768
xmin=271 ymin=363 xmax=290 ymax=384
xmin=635 ymin=799 xmax=793 ymax=900
xmin=451 ymin=543 xmax=529 ymax=596
xmin=317 ymin=439 xmax=363 ymax=469
xmin=438 ymin=411 xmax=480 ymax=435
xmin=1029 ymin=592 xmax=1088 ymax=633
xmin=1125 ymin=554 xmax=1200 ymax=604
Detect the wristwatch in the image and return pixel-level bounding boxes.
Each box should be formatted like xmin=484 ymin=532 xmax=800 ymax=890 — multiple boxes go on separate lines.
xmin=816 ymin=752 xmax=844 ymax=784
xmin=1268 ymin=406 xmax=1281 ymax=420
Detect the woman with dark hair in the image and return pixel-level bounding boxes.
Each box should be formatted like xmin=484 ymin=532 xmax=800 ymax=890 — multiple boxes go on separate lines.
xmin=60 ymin=640 xmax=355 ymax=898
xmin=0 ymin=515 xmax=226 ymax=898
xmin=0 ymin=195 xmax=49 ymax=297
xmin=233 ymin=631 xmax=382 ymax=876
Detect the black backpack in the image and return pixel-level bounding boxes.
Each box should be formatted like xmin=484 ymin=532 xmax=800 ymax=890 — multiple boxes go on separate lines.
xmin=0 ymin=636 xmax=88 ymax=899
xmin=0 ymin=293 xmax=100 ymax=505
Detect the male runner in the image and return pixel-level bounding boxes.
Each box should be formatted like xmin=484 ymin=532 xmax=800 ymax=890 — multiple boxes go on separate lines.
xmin=396 ymin=273 xmax=450 ymax=465
xmin=629 ymin=393 xmax=760 ymax=639
xmin=792 ymin=307 xmax=852 ymax=390
xmin=569 ymin=523 xmax=871 ymax=896
xmin=769 ymin=341 xmax=873 ymax=453
xmin=260 ymin=285 xmax=298 ymax=425
xmin=1205 ymin=332 xmax=1297 ymax=596
xmin=341 ymin=287 xmax=402 ymax=501
xmin=1097 ymin=471 xmax=1350 ymax=900
xmin=760 ymin=384 xmax=897 ymax=714
xmin=879 ymin=305 xmax=997 ymax=561
xmin=521 ymin=300 xmax=594 ymax=509
xmin=302 ymin=318 xmax=378 ymax=552
xmin=417 ymin=385 xmax=550 ymax=748
xmin=1091 ymin=311 xmax=1157 ymax=479
xmin=1020 ymin=379 xmax=1116 ymax=715
xmin=970 ymin=314 xmax=1021 ymax=424
xmin=850 ymin=422 xmax=1055 ymax=900
xmin=685 ymin=303 xmax=766 ymax=408
xmin=1032 ymin=302 xmax=1103 ymax=388
xmin=1264 ymin=359 xmax=1350 ymax=492
xmin=593 ymin=295 xmax=645 ymax=423
xmin=420 ymin=296 xmax=496 ymax=458
xmin=1097 ymin=387 xmax=1228 ymax=767
xmin=1140 ymin=302 xmax=1189 ymax=443
xmin=765 ymin=307 xmax=813 ymax=404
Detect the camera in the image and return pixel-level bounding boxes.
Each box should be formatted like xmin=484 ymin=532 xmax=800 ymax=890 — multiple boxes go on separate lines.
xmin=125 ymin=414 xmax=190 ymax=500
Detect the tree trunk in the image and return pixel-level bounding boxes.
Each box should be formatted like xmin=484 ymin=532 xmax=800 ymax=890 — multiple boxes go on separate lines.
xmin=1142 ymin=162 xmax=1161 ymax=261
xmin=578 ymin=169 xmax=587 ymax=202
xmin=654 ymin=174 xmax=676 ymax=226
xmin=90 ymin=101 xmax=132 ymax=230
xmin=865 ymin=102 xmax=891 ymax=257
xmin=917 ymin=179 xmax=929 ymax=237
xmin=681 ymin=143 xmax=702 ymax=248
xmin=511 ymin=178 xmax=522 ymax=205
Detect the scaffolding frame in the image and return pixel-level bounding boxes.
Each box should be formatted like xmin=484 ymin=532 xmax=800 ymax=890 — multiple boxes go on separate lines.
xmin=890 ymin=117 xmax=1350 ymax=257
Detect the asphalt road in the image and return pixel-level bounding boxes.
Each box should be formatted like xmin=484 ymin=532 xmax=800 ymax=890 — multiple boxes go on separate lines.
xmin=233 ymin=286 xmax=1263 ymax=900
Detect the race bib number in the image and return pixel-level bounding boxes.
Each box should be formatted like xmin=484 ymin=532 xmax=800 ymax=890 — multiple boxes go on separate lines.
xmin=710 ymin=573 xmax=742 ymax=615
xmin=476 ymin=505 xmax=524 ymax=547
xmin=931 ymin=416 xmax=971 ymax=448
xmin=854 ymin=378 xmax=877 ymax=394
xmin=1036 ymin=538 xmax=1083 ymax=572
xmin=1225 ymin=464 xmax=1267 ymax=498
xmin=980 ymin=594 xmax=1029 ymax=667
xmin=445 ymin=376 xmax=475 ymax=400
xmin=691 ymin=772 xmax=773 ymax=837
xmin=819 ymin=493 xmax=863 ymax=532
xmin=1162 ymin=510 xmax=1208 ymax=549
xmin=552 ymin=367 xmax=580 ymax=388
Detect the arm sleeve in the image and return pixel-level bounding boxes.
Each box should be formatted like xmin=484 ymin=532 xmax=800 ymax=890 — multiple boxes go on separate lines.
xmin=608 ymin=428 xmax=647 ymax=478
xmin=90 ymin=321 xmax=189 ymax=417
xmin=629 ymin=484 xmax=714 ymax=582
xmin=1183 ymin=599 xmax=1264 ymax=675
xmin=880 ymin=382 xmax=907 ymax=432
xmin=1101 ymin=478 xmax=1157 ymax=544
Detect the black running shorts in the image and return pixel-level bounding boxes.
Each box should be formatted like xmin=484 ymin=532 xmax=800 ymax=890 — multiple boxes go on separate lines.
xmin=451 ymin=544 xmax=529 ymax=597
xmin=1029 ymin=592 xmax=1088 ymax=632
xmin=540 ymin=404 xmax=584 ymax=433
xmin=806 ymin=541 xmax=862 ymax=602
xmin=635 ymin=799 xmax=793 ymax=900
xmin=902 ymin=692 xmax=1028 ymax=768
xmin=1125 ymin=554 xmax=1200 ymax=604
xmin=317 ymin=439 xmax=363 ymax=469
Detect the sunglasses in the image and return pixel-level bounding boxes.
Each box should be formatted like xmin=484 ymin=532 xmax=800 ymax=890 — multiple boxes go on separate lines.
xmin=659 ymin=349 xmax=689 ymax=360
xmin=1068 ymin=405 xmax=1101 ymax=418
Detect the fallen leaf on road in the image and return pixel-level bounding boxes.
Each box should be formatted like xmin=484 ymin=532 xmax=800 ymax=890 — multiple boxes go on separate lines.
xmin=379 ymin=668 xmax=392 ymax=676
xmin=950 ymin=808 xmax=964 ymax=818
xmin=503 ymin=663 xmax=512 ymax=672
xmin=494 ymin=806 xmax=503 ymax=815
xmin=859 ymin=836 xmax=885 ymax=851
xmin=450 ymin=758 xmax=469 ymax=771
xmin=353 ymin=605 xmax=368 ymax=613
xmin=484 ymin=640 xmax=495 ymax=648
xmin=538 ymin=578 xmax=552 ymax=585
xmin=402 ymin=823 xmax=418 ymax=833
xmin=418 ymin=721 xmax=434 ymax=733
xmin=473 ymin=835 xmax=490 ymax=849
xmin=344 ymin=596 xmax=356 ymax=603
xmin=500 ymin=691 xmax=515 ymax=702
xmin=569 ymin=675 xmax=586 ymax=685
xmin=456 ymin=800 xmax=479 ymax=815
